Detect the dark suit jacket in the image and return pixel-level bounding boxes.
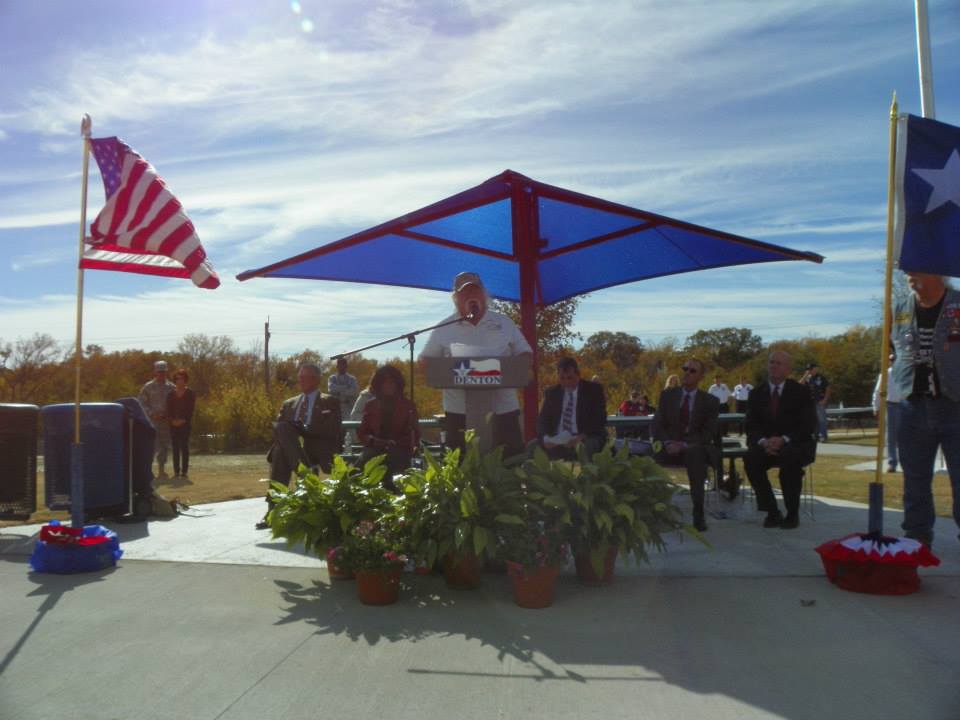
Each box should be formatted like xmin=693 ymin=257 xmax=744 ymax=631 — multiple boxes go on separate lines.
xmin=275 ymin=391 xmax=342 ymax=461
xmin=652 ymin=387 xmax=720 ymax=450
xmin=537 ymin=379 xmax=607 ymax=444
xmin=745 ymin=379 xmax=816 ymax=461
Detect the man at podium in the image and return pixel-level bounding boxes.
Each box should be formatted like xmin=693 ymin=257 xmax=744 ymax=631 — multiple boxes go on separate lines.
xmin=420 ymin=272 xmax=532 ymax=456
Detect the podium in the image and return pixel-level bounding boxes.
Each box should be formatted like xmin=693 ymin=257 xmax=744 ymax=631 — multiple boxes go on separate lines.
xmin=425 ymin=356 xmax=531 ymax=453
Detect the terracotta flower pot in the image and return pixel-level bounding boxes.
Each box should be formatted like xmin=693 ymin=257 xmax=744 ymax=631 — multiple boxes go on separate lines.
xmin=325 ymin=548 xmax=353 ymax=580
xmin=507 ymin=563 xmax=560 ymax=609
xmin=574 ymin=547 xmax=618 ymax=586
xmin=443 ymin=550 xmax=482 ymax=590
xmin=355 ymin=568 xmax=402 ymax=605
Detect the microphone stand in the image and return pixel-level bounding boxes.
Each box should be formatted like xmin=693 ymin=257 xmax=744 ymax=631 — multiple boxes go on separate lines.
xmin=332 ymin=315 xmax=469 ymax=408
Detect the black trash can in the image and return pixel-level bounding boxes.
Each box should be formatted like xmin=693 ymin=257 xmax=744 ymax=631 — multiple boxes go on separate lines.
xmin=0 ymin=403 xmax=39 ymax=519
xmin=115 ymin=396 xmax=156 ymax=515
xmin=42 ymin=403 xmax=127 ymax=518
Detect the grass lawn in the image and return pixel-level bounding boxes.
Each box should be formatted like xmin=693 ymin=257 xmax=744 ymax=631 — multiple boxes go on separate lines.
xmin=2 ymin=447 xmax=953 ymax=528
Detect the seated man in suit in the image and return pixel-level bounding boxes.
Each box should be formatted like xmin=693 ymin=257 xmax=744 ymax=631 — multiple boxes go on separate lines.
xmin=256 ymin=362 xmax=343 ymax=529
xmin=744 ymin=350 xmax=817 ymax=530
xmin=531 ymin=357 xmax=608 ymax=460
xmin=651 ymin=357 xmax=719 ymax=532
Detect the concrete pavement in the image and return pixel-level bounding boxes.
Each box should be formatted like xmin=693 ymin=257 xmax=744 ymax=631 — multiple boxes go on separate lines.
xmin=1 ymin=491 xmax=958 ymax=720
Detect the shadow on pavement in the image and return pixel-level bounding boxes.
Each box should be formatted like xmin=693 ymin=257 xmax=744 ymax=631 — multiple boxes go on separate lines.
xmin=0 ymin=564 xmax=118 ymax=676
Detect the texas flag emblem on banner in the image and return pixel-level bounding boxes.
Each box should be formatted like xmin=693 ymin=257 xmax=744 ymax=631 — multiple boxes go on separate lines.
xmin=895 ymin=114 xmax=960 ymax=276
xmin=453 ymin=359 xmax=503 ymax=385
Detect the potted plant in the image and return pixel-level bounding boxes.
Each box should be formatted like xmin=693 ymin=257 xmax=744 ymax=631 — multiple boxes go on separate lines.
xmin=396 ymin=432 xmax=523 ymax=590
xmin=498 ymin=521 xmax=569 ymax=608
xmin=339 ymin=520 xmax=409 ymax=605
xmin=267 ymin=455 xmax=398 ymax=579
xmin=519 ymin=441 xmax=694 ymax=585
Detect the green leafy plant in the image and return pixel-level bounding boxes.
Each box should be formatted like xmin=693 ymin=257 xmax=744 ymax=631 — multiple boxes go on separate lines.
xmin=267 ymin=454 xmax=398 ymax=557
xmin=395 ymin=432 xmax=524 ymax=569
xmin=518 ymin=441 xmax=695 ymax=575
xmin=337 ymin=520 xmax=409 ymax=572
xmin=498 ymin=521 xmax=569 ymax=575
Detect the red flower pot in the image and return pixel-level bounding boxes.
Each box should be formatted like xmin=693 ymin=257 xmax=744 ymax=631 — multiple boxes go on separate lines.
xmin=326 ymin=548 xmax=353 ymax=580
xmin=355 ymin=568 xmax=402 ymax=605
xmin=507 ymin=563 xmax=560 ymax=609
xmin=443 ymin=550 xmax=482 ymax=590
xmin=574 ymin=547 xmax=618 ymax=586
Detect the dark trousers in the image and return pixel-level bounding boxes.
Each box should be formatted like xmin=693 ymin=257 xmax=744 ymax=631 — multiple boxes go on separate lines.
xmin=268 ymin=421 xmax=335 ymax=483
xmin=527 ymin=434 xmax=606 ymax=461
xmin=170 ymin=424 xmax=191 ymax=475
xmin=360 ymin=446 xmax=412 ymax=492
xmin=744 ymin=443 xmax=812 ymax=518
xmin=265 ymin=421 xmax=336 ymax=514
xmin=444 ymin=410 xmax=524 ymax=458
xmin=655 ymin=444 xmax=713 ymax=519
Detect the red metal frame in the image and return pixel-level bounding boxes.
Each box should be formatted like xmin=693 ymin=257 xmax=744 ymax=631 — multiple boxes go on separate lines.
xmin=238 ymin=169 xmax=825 ymax=439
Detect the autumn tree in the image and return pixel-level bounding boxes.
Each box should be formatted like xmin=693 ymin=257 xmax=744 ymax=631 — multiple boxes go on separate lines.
xmin=491 ymin=296 xmax=584 ymax=357
xmin=582 ymin=331 xmax=644 ymax=371
xmin=0 ymin=333 xmax=65 ymax=403
xmin=685 ymin=327 xmax=763 ymax=370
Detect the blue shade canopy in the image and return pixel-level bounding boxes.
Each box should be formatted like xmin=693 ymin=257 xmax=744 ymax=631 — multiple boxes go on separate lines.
xmin=237 ymin=169 xmax=823 ymax=305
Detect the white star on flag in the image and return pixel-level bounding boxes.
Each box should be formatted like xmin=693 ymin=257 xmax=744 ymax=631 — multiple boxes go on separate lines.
xmin=912 ymin=148 xmax=960 ymax=213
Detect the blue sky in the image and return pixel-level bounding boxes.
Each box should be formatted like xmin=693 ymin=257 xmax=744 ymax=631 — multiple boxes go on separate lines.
xmin=1 ymin=1 xmax=958 ymax=361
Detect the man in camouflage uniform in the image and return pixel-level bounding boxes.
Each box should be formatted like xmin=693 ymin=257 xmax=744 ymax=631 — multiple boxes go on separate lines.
xmin=139 ymin=360 xmax=176 ymax=477
xmin=328 ymin=356 xmax=359 ymax=450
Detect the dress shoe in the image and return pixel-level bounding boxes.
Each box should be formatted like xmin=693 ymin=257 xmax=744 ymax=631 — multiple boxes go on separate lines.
xmin=255 ymin=518 xmax=270 ymax=530
xmin=779 ymin=515 xmax=799 ymax=529
xmin=763 ymin=511 xmax=783 ymax=528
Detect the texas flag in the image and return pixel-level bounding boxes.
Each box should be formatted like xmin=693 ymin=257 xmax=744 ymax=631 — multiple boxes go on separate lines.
xmin=895 ymin=114 xmax=960 ymax=275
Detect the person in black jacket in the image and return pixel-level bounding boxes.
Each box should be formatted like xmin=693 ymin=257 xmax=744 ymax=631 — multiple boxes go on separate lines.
xmin=651 ymin=358 xmax=719 ymax=532
xmin=166 ymin=368 xmax=196 ymax=479
xmin=745 ymin=350 xmax=817 ymax=529
xmin=531 ymin=357 xmax=608 ymax=460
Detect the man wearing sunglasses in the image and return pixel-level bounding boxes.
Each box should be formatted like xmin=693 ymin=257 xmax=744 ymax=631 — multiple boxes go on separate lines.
xmin=651 ymin=358 xmax=719 ymax=532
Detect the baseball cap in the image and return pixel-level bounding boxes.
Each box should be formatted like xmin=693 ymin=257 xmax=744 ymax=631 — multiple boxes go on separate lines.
xmin=453 ymin=272 xmax=484 ymax=293
xmin=154 ymin=360 xmax=169 ymax=372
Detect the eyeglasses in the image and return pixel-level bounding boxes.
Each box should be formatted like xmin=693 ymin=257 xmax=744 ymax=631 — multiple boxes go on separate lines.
xmin=681 ymin=366 xmax=699 ymax=373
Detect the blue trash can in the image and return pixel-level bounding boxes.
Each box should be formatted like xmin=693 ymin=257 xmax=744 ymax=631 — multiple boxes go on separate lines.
xmin=42 ymin=403 xmax=127 ymax=518
xmin=0 ymin=403 xmax=39 ymax=519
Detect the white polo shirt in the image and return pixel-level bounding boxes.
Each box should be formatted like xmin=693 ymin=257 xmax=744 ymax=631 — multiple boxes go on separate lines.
xmin=733 ymin=383 xmax=753 ymax=402
xmin=419 ymin=309 xmax=532 ymax=414
xmin=708 ymin=382 xmax=731 ymax=404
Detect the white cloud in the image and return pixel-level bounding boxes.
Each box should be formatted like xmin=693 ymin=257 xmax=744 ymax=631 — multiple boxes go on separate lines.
xmin=5 ymin=1 xmax=916 ymax=146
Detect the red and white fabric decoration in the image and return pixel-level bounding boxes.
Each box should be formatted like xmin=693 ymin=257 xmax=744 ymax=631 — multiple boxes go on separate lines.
xmin=815 ymin=533 xmax=940 ymax=595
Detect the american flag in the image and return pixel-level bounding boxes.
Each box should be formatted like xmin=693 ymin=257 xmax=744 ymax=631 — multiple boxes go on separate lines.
xmin=81 ymin=137 xmax=220 ymax=289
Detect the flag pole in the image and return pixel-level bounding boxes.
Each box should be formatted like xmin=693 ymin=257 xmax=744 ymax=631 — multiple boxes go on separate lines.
xmin=870 ymin=94 xmax=899 ymax=535
xmin=71 ymin=114 xmax=92 ymax=528
xmin=914 ymin=0 xmax=936 ymax=119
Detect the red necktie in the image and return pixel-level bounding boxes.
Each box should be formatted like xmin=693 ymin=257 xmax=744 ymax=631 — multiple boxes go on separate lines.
xmin=769 ymin=385 xmax=780 ymax=416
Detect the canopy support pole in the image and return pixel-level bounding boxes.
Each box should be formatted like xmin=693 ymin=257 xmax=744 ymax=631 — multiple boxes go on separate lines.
xmin=512 ymin=182 xmax=539 ymax=440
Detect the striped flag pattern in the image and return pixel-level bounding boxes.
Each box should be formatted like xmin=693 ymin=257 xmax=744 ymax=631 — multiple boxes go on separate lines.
xmin=81 ymin=137 xmax=219 ymax=289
